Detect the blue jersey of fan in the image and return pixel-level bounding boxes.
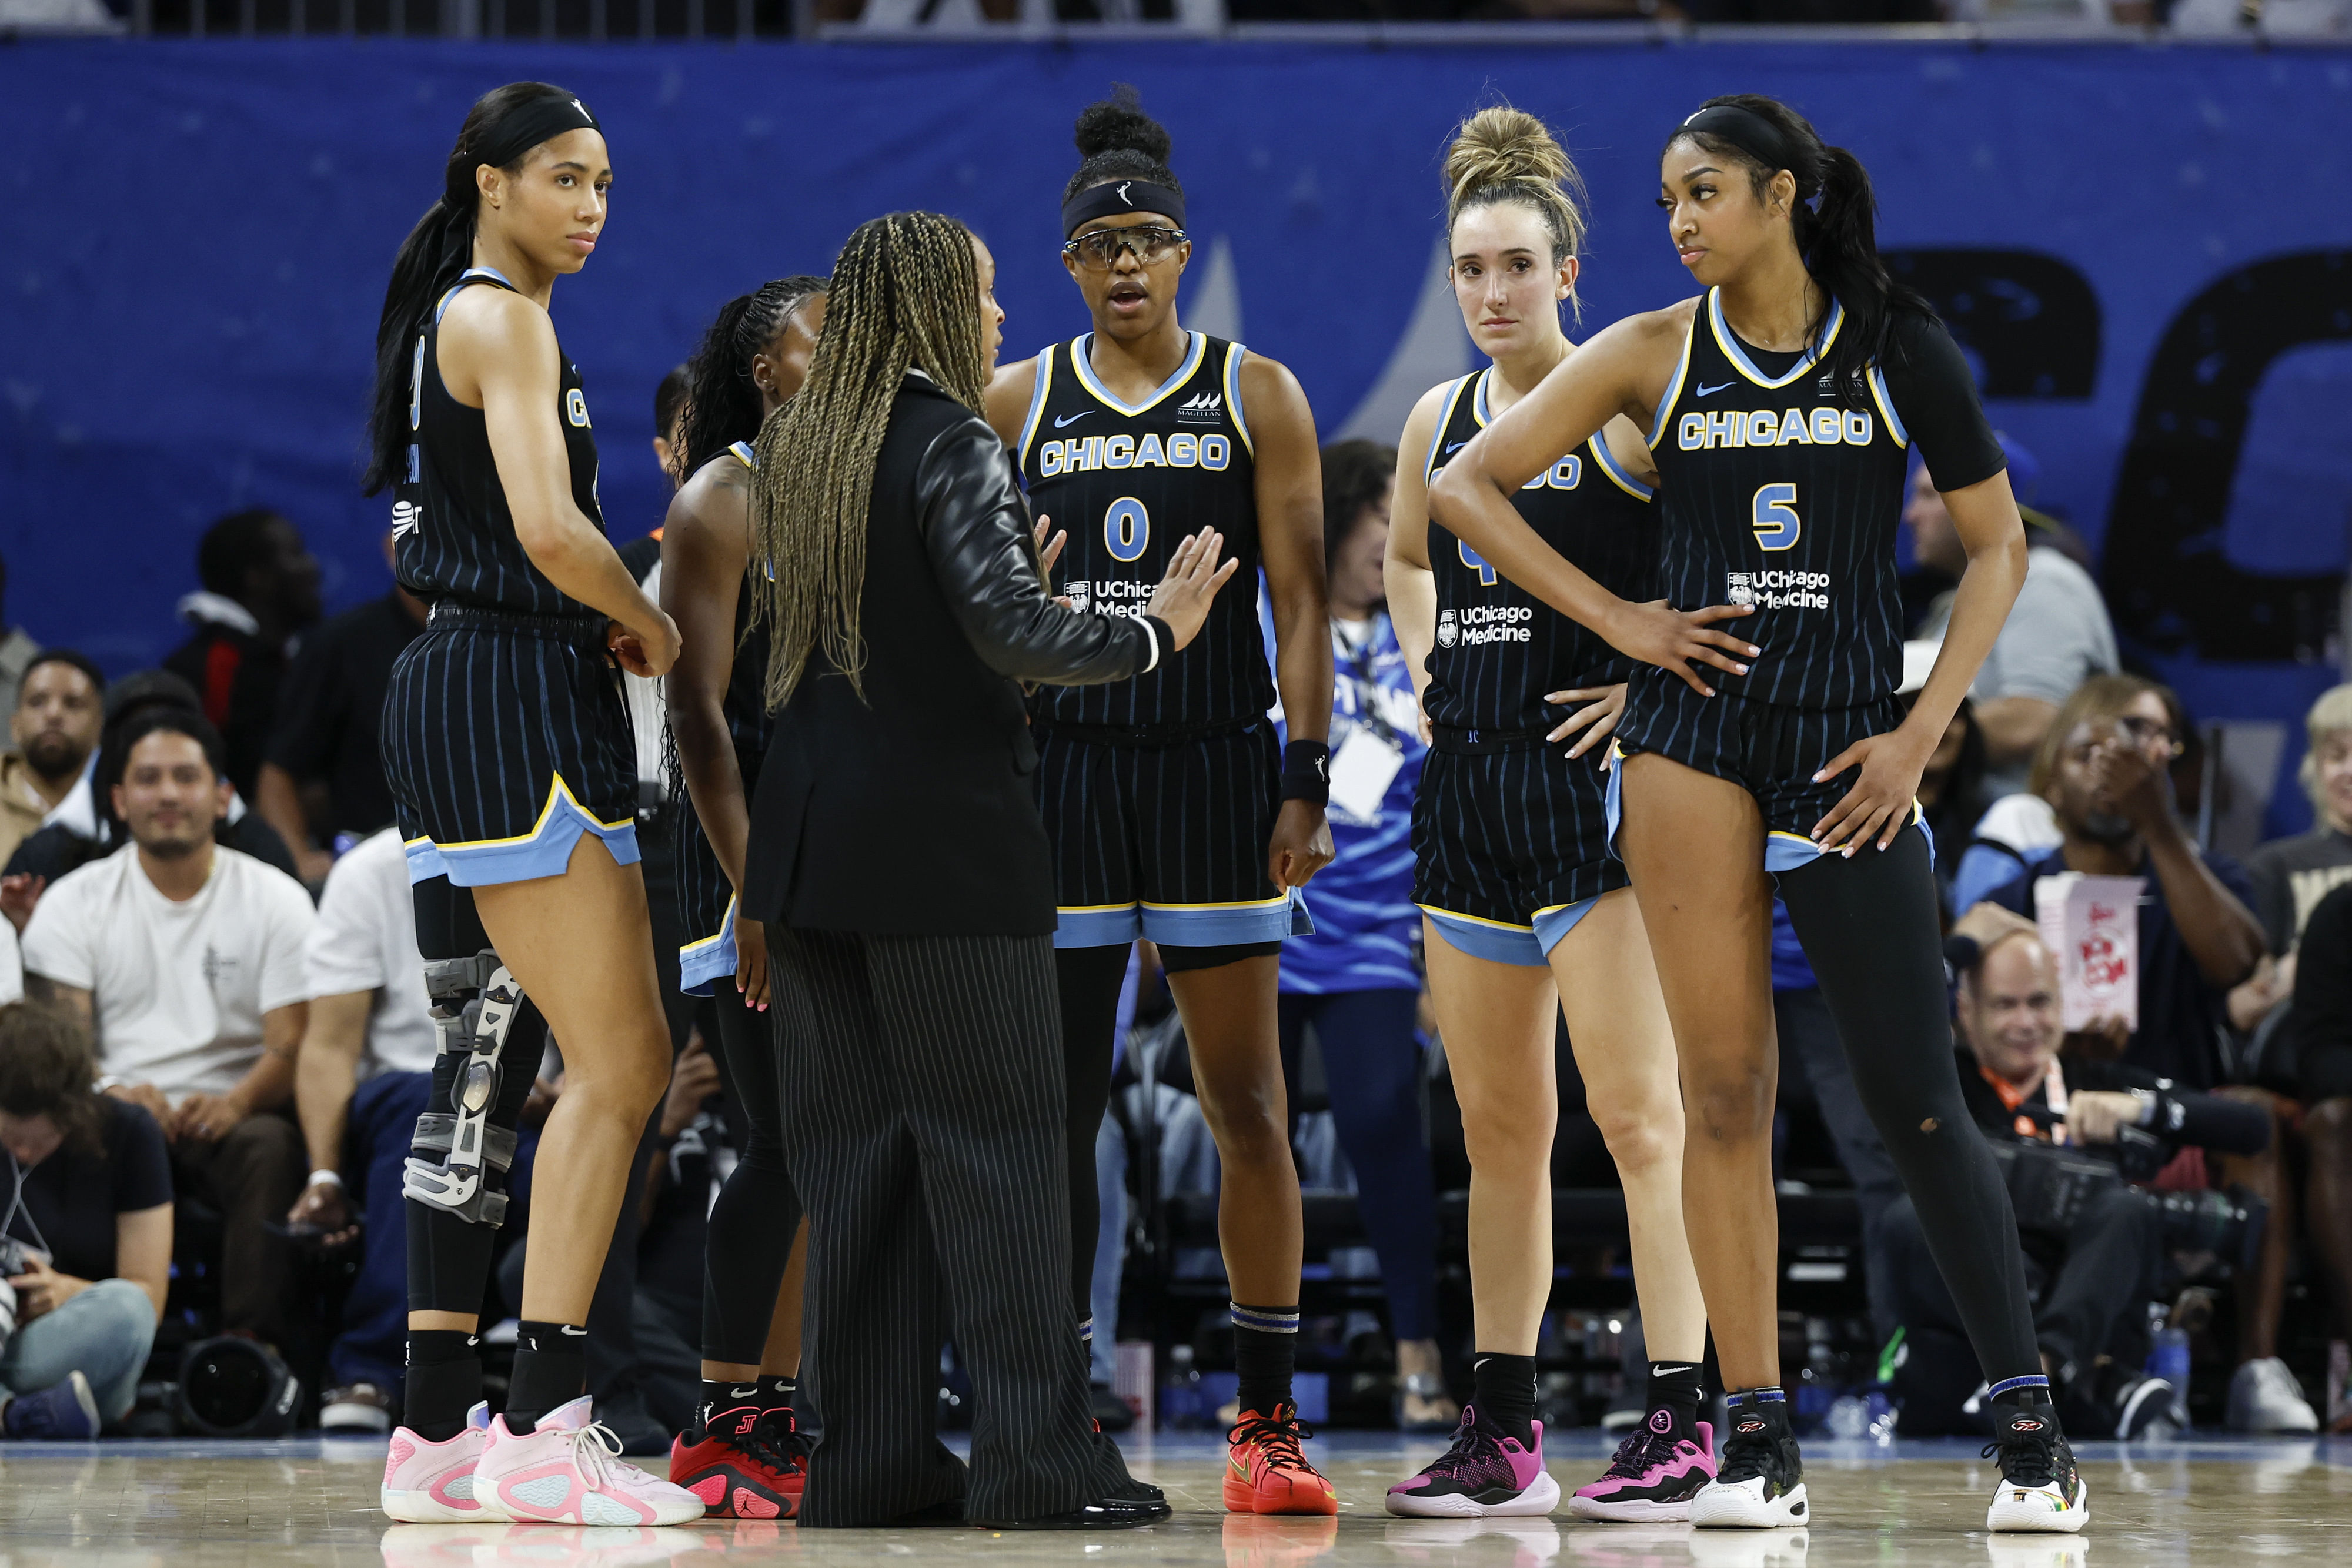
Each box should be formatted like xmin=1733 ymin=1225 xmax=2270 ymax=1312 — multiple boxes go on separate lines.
xmin=1274 ymin=608 xmax=1425 ymax=995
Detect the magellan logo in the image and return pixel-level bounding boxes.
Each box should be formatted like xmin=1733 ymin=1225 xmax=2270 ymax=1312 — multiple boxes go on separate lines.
xmin=1435 ymin=609 xmax=1459 ymax=650
xmin=391 ymin=500 xmax=421 ymax=539
xmin=1177 ymin=391 xmax=1223 ymax=424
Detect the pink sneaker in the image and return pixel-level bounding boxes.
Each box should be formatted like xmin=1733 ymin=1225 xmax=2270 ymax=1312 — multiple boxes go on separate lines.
xmin=1385 ymin=1406 xmax=1559 ymax=1517
xmin=1569 ymin=1415 xmax=1716 ymax=1522
xmin=476 ymin=1396 xmax=706 ymax=1526
xmin=382 ymin=1403 xmax=503 ymax=1522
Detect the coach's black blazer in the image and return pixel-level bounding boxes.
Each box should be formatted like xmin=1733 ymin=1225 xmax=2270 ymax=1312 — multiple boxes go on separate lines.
xmin=744 ymin=373 xmax=1159 ymax=938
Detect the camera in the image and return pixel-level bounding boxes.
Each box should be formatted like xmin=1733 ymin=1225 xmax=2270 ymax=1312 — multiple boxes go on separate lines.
xmin=1986 ymin=1132 xmax=2267 ymax=1276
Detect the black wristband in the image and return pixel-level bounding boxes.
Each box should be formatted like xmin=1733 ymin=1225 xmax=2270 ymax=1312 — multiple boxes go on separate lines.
xmin=1280 ymin=739 xmax=1331 ymax=806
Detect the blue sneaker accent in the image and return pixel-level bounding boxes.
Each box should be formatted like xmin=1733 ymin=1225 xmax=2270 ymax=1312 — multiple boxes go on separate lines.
xmin=4 ymin=1370 xmax=101 ymax=1439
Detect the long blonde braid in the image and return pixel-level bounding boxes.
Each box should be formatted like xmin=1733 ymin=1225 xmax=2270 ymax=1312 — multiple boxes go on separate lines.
xmin=749 ymin=210 xmax=988 ymax=708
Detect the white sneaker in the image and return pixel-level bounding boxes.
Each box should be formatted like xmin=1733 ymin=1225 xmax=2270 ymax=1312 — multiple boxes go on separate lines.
xmin=1690 ymin=1399 xmax=1808 ymax=1529
xmin=2227 ymin=1357 xmax=2319 ymax=1433
xmin=382 ymin=1403 xmax=503 ymax=1523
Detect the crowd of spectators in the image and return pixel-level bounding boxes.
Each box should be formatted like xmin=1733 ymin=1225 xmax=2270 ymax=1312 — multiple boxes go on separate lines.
xmin=3 ymin=415 xmax=2351 ymax=1446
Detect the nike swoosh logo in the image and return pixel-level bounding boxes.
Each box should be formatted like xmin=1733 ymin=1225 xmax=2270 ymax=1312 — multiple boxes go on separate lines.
xmin=1054 ymin=412 xmax=1093 ymax=428
xmin=1695 ymin=382 xmax=1735 ymax=397
xmin=559 ymin=1325 xmax=588 ymax=1336
xmin=1445 ymin=441 xmax=1469 ymax=453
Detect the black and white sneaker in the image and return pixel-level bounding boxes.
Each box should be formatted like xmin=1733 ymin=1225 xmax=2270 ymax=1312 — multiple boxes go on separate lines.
xmin=1984 ymin=1405 xmax=2089 ymax=1533
xmin=1690 ymin=1396 xmax=1808 ymax=1529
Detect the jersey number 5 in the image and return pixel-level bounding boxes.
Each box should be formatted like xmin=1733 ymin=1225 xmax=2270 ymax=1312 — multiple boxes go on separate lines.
xmin=1105 ymin=497 xmax=1150 ymax=564
xmin=1751 ymin=483 xmax=1801 ymax=551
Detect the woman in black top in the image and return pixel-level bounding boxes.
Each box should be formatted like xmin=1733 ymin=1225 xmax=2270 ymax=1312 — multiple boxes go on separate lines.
xmin=361 ymin=82 xmax=698 ymax=1524
xmin=1432 ymin=96 xmax=2082 ymax=1536
xmin=658 ymin=274 xmax=826 ymax=1517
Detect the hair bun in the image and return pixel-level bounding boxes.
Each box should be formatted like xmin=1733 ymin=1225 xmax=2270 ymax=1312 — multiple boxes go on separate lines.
xmin=1445 ymin=105 xmax=1571 ymax=203
xmin=1074 ymin=83 xmax=1173 ymax=165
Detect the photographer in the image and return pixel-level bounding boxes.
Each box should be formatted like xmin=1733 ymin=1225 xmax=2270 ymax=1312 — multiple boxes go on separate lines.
xmin=0 ymin=999 xmax=171 ymax=1438
xmin=1885 ymin=914 xmax=2270 ymax=1438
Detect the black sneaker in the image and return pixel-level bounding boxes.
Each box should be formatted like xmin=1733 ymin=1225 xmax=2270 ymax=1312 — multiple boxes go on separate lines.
xmin=1983 ymin=1403 xmax=2089 ymax=1533
xmin=1690 ymin=1396 xmax=1807 ymax=1529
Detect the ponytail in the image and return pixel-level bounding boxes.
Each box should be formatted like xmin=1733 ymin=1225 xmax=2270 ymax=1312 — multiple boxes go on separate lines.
xmin=1666 ymin=95 xmax=1931 ymax=395
xmin=362 ymin=81 xmax=600 ymax=496
xmin=671 ymin=275 xmax=829 ymax=483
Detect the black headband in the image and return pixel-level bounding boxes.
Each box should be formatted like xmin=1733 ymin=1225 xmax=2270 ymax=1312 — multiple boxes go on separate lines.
xmin=443 ymin=92 xmax=603 ymax=209
xmin=1062 ymin=179 xmax=1186 ymax=239
xmin=1677 ymin=105 xmax=1793 ymax=178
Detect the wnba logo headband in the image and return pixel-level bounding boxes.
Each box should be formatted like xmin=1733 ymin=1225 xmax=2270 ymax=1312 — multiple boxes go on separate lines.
xmin=443 ymin=93 xmax=603 ymax=209
xmin=1062 ymin=178 xmax=1187 ymax=239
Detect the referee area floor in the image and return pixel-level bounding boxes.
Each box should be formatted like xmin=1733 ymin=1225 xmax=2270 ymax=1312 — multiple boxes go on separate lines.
xmin=2 ymin=1429 xmax=2346 ymax=1566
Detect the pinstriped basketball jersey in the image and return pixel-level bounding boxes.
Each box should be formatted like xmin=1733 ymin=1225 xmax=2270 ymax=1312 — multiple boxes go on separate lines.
xmin=1421 ymin=369 xmax=1656 ymax=734
xmin=393 ymin=268 xmax=606 ymax=616
xmin=1018 ymin=332 xmax=1270 ymax=728
xmin=1648 ymin=289 xmax=1911 ymax=709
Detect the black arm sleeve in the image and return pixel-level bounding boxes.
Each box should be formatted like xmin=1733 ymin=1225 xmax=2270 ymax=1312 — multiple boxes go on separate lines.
xmin=914 ymin=419 xmax=1153 ymax=687
xmin=2077 ymin=1059 xmax=2271 ymax=1155
xmin=1883 ymin=313 xmax=2007 ymax=494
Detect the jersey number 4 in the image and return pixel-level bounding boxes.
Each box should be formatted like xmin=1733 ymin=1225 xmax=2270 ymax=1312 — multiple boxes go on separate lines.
xmin=1752 ymin=483 xmax=1802 ymax=551
xmin=1105 ymin=497 xmax=1150 ymax=564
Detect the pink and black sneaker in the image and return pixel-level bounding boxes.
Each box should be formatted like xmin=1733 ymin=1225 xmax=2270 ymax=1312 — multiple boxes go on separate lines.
xmin=1569 ymin=1410 xmax=1716 ymax=1522
xmin=1385 ymin=1405 xmax=1558 ymax=1518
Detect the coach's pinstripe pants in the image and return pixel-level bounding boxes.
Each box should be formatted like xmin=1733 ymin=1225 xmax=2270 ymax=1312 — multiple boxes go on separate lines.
xmin=769 ymin=927 xmax=1100 ymax=1527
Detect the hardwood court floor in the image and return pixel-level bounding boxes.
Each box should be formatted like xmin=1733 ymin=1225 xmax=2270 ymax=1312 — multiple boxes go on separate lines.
xmin=1 ymin=1430 xmax=2347 ymax=1568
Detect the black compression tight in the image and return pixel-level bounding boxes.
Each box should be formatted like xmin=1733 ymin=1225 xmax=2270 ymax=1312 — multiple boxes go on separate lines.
xmin=701 ymin=984 xmax=801 ymax=1366
xmin=1054 ymin=944 xmax=1131 ymax=1319
xmin=1776 ymin=830 xmax=2041 ymax=1388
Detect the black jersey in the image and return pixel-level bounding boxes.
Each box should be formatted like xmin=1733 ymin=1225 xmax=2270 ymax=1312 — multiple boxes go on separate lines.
xmin=1421 ymin=369 xmax=1657 ymax=735
xmin=393 ymin=268 xmax=606 ymax=616
xmin=1018 ymin=332 xmax=1271 ymax=728
xmin=1648 ymin=289 xmax=1923 ymax=710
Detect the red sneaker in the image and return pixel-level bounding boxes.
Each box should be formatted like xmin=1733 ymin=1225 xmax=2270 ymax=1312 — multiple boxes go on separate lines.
xmin=667 ymin=1413 xmax=804 ymax=1520
xmin=1224 ymin=1403 xmax=1339 ymax=1516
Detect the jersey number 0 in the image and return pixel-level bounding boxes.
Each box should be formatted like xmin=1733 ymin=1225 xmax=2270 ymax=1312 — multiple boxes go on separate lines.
xmin=1105 ymin=497 xmax=1150 ymax=564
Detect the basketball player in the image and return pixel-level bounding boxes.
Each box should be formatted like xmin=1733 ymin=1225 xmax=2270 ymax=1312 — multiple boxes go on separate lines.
xmin=983 ymin=88 xmax=1340 ymax=1515
xmin=364 ymin=82 xmax=702 ymax=1526
xmin=1382 ymin=106 xmax=1713 ymax=1524
xmin=658 ymin=276 xmax=828 ymax=1519
xmin=1431 ymin=95 xmax=2084 ymax=1534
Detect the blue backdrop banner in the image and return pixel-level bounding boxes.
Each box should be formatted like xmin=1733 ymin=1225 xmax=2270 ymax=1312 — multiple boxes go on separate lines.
xmin=4 ymin=38 xmax=2347 ymax=830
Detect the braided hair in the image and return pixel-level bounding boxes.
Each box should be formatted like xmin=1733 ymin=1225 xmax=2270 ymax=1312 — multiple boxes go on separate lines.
xmin=748 ymin=212 xmax=987 ymax=709
xmin=671 ymin=275 xmax=828 ymax=483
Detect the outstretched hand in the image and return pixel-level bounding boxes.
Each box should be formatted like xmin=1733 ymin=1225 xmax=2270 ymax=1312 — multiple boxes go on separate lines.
xmin=1145 ymin=529 xmax=1241 ymax=653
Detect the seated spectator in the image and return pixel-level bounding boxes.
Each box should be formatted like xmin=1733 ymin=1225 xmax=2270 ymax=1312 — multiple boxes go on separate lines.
xmin=4 ymin=672 xmax=298 ymax=908
xmin=162 ymin=509 xmax=322 ymax=802
xmin=0 ymin=999 xmax=171 ymax=1438
xmin=2 ymin=651 xmax=104 ymax=870
xmin=19 ymin=708 xmax=313 ymax=1358
xmin=1906 ymin=436 xmax=2118 ymax=798
xmin=1981 ymin=674 xmax=2264 ymax=1087
xmin=1889 ymin=913 xmax=2273 ymax=1437
xmin=0 ymin=548 xmax=37 ymax=739
xmin=282 ymin=825 xmax=439 ymax=1433
xmin=2278 ymin=880 xmax=2352 ymax=1433
xmin=255 ymin=530 xmax=425 ymax=884
xmin=2247 ymin=684 xmax=2352 ymax=957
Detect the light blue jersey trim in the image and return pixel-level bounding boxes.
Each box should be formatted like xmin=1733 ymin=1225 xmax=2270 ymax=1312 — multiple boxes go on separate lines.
xmin=1649 ymin=320 xmax=1694 ymax=450
xmin=433 ymin=267 xmax=519 ymax=327
xmin=1224 ymin=342 xmax=1254 ymax=457
xmin=727 ymin=440 xmax=756 ymax=469
xmin=1070 ymin=330 xmax=1206 ymax=416
xmin=1422 ymin=898 xmax=1598 ymax=967
xmin=1054 ymin=903 xmax=1142 ymax=950
xmin=1054 ymin=890 xmax=1311 ymax=949
xmin=1866 ymin=364 xmax=1910 ymax=447
xmin=679 ymin=895 xmax=739 ymax=997
xmin=1587 ymin=433 xmax=1656 ymax=502
xmin=1424 ymin=375 xmax=1476 ymax=481
xmin=1765 ymin=810 xmax=1934 ymax=877
xmin=1017 ymin=349 xmax=1055 ymax=469
xmin=1709 ymin=287 xmax=1845 ymax=389
xmin=405 ymin=812 xmax=640 ymax=888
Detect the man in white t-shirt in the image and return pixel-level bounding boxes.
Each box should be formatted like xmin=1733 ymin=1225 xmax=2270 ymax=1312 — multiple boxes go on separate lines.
xmin=21 ymin=710 xmax=314 ymax=1348
xmin=283 ymin=826 xmax=445 ymax=1432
